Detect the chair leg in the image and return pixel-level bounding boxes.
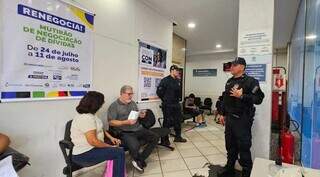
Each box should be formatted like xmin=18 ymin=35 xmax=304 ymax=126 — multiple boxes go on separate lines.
xmin=158 ymin=143 xmax=175 ymax=151
xmin=67 ymin=166 xmax=72 ymax=177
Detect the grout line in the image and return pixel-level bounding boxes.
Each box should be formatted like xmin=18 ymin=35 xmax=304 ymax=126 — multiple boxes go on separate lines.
xmin=156 ymin=147 xmax=165 ymax=177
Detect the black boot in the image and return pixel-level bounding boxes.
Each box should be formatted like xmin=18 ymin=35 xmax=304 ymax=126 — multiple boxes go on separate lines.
xmin=174 ymin=136 xmax=187 ymax=143
xmin=160 ymin=136 xmax=171 ymax=146
xmin=217 ymin=165 xmax=235 ymax=177
xmin=241 ymin=168 xmax=251 ymax=177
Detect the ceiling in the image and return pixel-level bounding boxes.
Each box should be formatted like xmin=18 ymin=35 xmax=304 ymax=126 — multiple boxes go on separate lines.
xmin=142 ymin=0 xmax=300 ymax=56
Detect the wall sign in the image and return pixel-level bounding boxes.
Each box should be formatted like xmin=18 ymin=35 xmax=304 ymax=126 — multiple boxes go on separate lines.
xmin=193 ymin=69 xmax=217 ymax=77
xmin=0 ymin=0 xmax=94 ymax=102
xmin=246 ymin=64 xmax=266 ymax=82
xmin=138 ymin=41 xmax=167 ymax=102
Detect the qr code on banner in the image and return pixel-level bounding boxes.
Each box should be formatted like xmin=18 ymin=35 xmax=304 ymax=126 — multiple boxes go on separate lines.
xmin=144 ymin=77 xmax=152 ymax=88
xmin=155 ymin=78 xmax=161 ymax=87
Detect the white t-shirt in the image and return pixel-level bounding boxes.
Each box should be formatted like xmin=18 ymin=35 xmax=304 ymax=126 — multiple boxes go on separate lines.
xmin=71 ymin=113 xmax=105 ymax=155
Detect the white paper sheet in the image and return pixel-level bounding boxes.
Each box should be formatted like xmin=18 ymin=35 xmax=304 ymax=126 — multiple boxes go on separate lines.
xmin=128 ymin=111 xmax=139 ymax=120
xmin=0 ymin=156 xmax=19 ymax=177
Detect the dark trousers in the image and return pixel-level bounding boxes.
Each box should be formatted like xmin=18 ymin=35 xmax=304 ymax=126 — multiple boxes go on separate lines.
xmin=72 ymin=147 xmax=125 ymax=177
xmin=121 ymin=128 xmax=159 ymax=162
xmin=162 ymin=104 xmax=182 ymax=141
xmin=225 ymin=113 xmax=253 ymax=173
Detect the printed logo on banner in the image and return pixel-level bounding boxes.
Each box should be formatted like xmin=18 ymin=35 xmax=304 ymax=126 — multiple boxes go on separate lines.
xmin=140 ymin=47 xmax=154 ymax=66
xmin=83 ymin=84 xmax=90 ymax=88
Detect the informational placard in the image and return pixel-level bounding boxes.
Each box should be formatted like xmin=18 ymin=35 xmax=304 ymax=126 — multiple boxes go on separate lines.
xmin=0 ymin=0 xmax=94 ymax=102
xmin=246 ymin=64 xmax=266 ymax=82
xmin=193 ymin=69 xmax=217 ymax=77
xmin=138 ymin=41 xmax=167 ymax=102
xmin=238 ymin=30 xmax=272 ymax=56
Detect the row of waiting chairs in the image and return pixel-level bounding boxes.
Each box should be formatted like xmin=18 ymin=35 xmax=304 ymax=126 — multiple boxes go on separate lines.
xmin=59 ymin=109 xmax=174 ymax=177
xmin=181 ymin=97 xmax=213 ymax=122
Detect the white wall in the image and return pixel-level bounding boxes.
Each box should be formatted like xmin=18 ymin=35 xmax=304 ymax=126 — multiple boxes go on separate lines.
xmin=273 ymin=52 xmax=288 ymax=69
xmin=185 ymin=52 xmax=236 ymax=104
xmin=238 ymin=0 xmax=274 ymax=159
xmin=0 ymin=0 xmax=172 ymax=176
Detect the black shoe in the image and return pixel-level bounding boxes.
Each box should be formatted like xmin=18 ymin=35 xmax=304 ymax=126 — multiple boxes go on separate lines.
xmin=217 ymin=166 xmax=235 ymax=177
xmin=141 ymin=160 xmax=147 ymax=168
xmin=174 ymin=137 xmax=187 ymax=143
xmin=160 ymin=140 xmax=171 ymax=146
xmin=132 ymin=160 xmax=144 ymax=173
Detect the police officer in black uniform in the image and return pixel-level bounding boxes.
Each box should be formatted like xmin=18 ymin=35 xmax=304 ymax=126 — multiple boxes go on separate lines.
xmin=218 ymin=57 xmax=265 ymax=177
xmin=157 ymin=65 xmax=187 ymax=145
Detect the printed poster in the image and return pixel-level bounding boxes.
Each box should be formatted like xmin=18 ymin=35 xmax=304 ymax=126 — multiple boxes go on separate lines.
xmin=138 ymin=41 xmax=167 ymax=102
xmin=0 ymin=0 xmax=94 ymax=102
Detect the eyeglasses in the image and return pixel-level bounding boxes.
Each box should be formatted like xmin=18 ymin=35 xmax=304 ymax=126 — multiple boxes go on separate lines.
xmin=125 ymin=92 xmax=134 ymax=96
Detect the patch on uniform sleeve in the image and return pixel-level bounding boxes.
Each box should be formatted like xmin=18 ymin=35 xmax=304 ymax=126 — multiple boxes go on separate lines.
xmin=252 ymin=86 xmax=259 ymax=93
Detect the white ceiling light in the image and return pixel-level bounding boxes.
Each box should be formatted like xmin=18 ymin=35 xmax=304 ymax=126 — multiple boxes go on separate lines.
xmin=306 ymin=34 xmax=317 ymax=40
xmin=188 ymin=22 xmax=196 ymax=29
xmin=216 ymin=44 xmax=222 ymax=48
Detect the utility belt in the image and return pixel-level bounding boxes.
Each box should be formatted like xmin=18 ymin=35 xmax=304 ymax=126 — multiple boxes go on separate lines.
xmin=226 ymin=106 xmax=256 ymax=119
xmin=162 ymin=103 xmax=180 ymax=108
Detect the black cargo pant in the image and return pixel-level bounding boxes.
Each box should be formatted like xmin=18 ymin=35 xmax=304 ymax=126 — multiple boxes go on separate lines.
xmin=225 ymin=112 xmax=254 ymax=173
xmin=121 ymin=128 xmax=159 ymax=162
xmin=161 ymin=103 xmax=182 ymax=142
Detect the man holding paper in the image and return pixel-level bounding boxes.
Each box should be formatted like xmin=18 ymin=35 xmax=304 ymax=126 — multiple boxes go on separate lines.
xmin=108 ymin=85 xmax=159 ymax=173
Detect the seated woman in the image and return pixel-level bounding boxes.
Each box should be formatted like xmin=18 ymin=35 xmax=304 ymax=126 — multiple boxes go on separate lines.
xmin=0 ymin=133 xmax=10 ymax=154
xmin=185 ymin=93 xmax=206 ymax=127
xmin=71 ymin=91 xmax=125 ymax=177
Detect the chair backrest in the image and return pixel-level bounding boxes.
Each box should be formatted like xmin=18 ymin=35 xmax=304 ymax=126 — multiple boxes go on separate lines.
xmin=194 ymin=97 xmax=202 ymax=106
xmin=139 ymin=109 xmax=156 ymax=129
xmin=182 ymin=97 xmax=188 ymax=112
xmin=204 ymin=98 xmax=212 ymax=105
xmin=64 ymin=120 xmax=73 ymax=141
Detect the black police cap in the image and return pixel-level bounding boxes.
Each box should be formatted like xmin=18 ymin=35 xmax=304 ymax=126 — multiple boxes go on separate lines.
xmin=231 ymin=57 xmax=246 ymax=67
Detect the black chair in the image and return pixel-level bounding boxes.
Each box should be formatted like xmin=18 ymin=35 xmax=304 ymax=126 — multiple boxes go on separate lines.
xmin=59 ymin=120 xmax=83 ymax=177
xmin=194 ymin=97 xmax=202 ymax=107
xmin=182 ymin=97 xmax=196 ymax=122
xmin=139 ymin=109 xmax=175 ymax=151
xmin=200 ymin=97 xmax=213 ymax=115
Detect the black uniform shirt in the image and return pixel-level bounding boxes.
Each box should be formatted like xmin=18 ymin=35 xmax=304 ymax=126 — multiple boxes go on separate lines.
xmin=156 ymin=75 xmax=181 ymax=105
xmin=222 ymin=74 xmax=265 ymax=116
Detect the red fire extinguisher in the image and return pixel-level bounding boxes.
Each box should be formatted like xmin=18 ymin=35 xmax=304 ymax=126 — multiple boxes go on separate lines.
xmin=281 ymin=130 xmax=294 ymax=164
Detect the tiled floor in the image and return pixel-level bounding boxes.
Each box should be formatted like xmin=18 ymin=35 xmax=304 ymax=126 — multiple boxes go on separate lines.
xmin=78 ymin=115 xmax=227 ymax=177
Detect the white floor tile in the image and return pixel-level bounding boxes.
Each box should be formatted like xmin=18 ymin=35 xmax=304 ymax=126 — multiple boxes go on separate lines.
xmin=184 ymin=156 xmax=209 ymax=169
xmin=163 ymin=170 xmax=192 ymax=177
xmin=198 ymin=146 xmax=221 ymax=156
xmin=206 ymin=154 xmax=227 ymax=165
xmin=193 ymin=141 xmax=212 ymax=148
xmin=160 ymin=159 xmax=188 ymax=173
xmin=175 ymin=141 xmax=195 ymax=150
xmin=158 ymin=149 xmax=181 ymax=160
xmin=137 ymin=174 xmax=163 ymax=177
xmin=209 ymin=140 xmax=225 ymax=147
xmin=179 ymin=148 xmax=202 ymax=158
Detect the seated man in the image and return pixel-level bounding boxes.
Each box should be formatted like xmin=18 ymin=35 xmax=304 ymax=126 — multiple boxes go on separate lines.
xmin=0 ymin=133 xmax=10 ymax=154
xmin=185 ymin=93 xmax=206 ymax=127
xmin=108 ymin=85 xmax=159 ymax=173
